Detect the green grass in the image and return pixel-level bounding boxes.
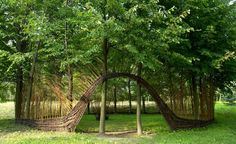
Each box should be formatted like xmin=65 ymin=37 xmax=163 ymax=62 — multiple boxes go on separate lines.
xmin=77 ymin=114 xmax=167 ymax=133
xmin=0 ymin=102 xmax=236 ymax=144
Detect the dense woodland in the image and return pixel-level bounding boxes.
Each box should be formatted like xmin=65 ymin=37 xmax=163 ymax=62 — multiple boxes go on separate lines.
xmin=0 ymin=0 xmax=236 ymax=135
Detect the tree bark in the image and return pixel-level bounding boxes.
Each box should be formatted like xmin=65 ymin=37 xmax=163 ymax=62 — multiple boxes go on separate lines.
xmin=99 ymin=37 xmax=109 ymax=134
xmin=99 ymin=0 xmax=109 ymax=135
xmin=15 ymin=39 xmax=27 ymax=119
xmin=179 ymin=73 xmax=184 ymax=112
xmin=15 ymin=67 xmax=23 ymax=119
xmin=128 ymin=79 xmax=132 ymax=113
xmin=209 ymin=76 xmax=215 ymax=120
xmin=113 ymin=86 xmax=117 ymax=113
xmin=26 ymin=43 xmax=39 ymax=118
xmin=142 ymin=95 xmax=146 ymax=114
xmin=67 ymin=66 xmax=73 ymax=108
xmin=192 ymin=73 xmax=199 ymax=119
xmin=203 ymin=77 xmax=208 ymax=119
xmin=137 ymin=63 xmax=142 ymax=135
xmin=168 ymin=68 xmax=175 ymax=111
xmin=199 ymin=77 xmax=205 ymax=118
xmin=87 ymin=102 xmax=90 ymax=114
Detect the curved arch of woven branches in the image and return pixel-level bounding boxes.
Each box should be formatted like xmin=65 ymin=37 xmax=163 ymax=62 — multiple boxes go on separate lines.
xmin=17 ymin=72 xmax=213 ymax=132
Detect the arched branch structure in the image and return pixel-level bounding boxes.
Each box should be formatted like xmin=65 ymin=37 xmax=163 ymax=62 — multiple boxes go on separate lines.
xmin=17 ymin=72 xmax=213 ymax=132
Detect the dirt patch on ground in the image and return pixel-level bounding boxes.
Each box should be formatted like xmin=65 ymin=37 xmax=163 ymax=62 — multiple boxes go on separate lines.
xmin=103 ymin=130 xmax=137 ymax=138
xmin=97 ymin=130 xmax=154 ymax=138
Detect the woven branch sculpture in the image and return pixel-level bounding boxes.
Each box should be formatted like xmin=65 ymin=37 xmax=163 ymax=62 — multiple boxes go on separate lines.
xmin=17 ymin=72 xmax=213 ymax=132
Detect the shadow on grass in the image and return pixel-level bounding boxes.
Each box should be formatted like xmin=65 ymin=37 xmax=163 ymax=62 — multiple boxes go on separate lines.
xmin=0 ymin=118 xmax=32 ymax=135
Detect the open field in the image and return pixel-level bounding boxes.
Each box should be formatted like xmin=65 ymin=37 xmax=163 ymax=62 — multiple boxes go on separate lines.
xmin=0 ymin=102 xmax=236 ymax=144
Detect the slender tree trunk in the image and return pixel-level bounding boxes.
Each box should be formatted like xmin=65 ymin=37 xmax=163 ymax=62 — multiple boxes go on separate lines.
xmin=60 ymin=98 xmax=62 ymax=116
xmin=128 ymin=79 xmax=132 ymax=113
xmin=199 ymin=77 xmax=204 ymax=119
xmin=65 ymin=30 xmax=73 ymax=108
xmin=209 ymin=76 xmax=215 ymax=120
xmin=67 ymin=66 xmax=73 ymax=108
xmin=170 ymin=95 xmax=173 ymax=110
xmin=50 ymin=96 xmax=52 ymax=117
xmin=200 ymin=77 xmax=208 ymax=119
xmin=137 ymin=63 xmax=142 ymax=135
xmin=87 ymin=102 xmax=90 ymax=114
xmin=15 ymin=67 xmax=23 ymax=119
xmin=114 ymin=86 xmax=117 ymax=113
xmin=99 ymin=37 xmax=109 ymax=134
xmin=168 ymin=68 xmax=175 ymax=111
xmin=192 ymin=73 xmax=199 ymax=119
xmin=15 ymin=40 xmax=27 ymax=120
xmin=26 ymin=43 xmax=39 ymax=118
xmin=179 ymin=73 xmax=184 ymax=112
xmin=142 ymin=95 xmax=146 ymax=114
xmin=99 ymin=0 xmax=109 ymax=134
xmin=65 ymin=0 xmax=73 ymax=109
xmin=189 ymin=82 xmax=194 ymax=114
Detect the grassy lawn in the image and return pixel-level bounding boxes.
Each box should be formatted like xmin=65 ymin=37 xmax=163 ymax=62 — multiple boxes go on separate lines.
xmin=0 ymin=102 xmax=236 ymax=144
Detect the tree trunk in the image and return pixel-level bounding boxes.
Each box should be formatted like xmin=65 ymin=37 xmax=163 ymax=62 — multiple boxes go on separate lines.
xmin=26 ymin=43 xmax=39 ymax=118
xmin=142 ymin=95 xmax=146 ymax=114
xmin=179 ymin=73 xmax=184 ymax=112
xmin=192 ymin=73 xmax=199 ymax=119
xmin=15 ymin=40 xmax=27 ymax=120
xmin=202 ymin=77 xmax=208 ymax=119
xmin=114 ymin=86 xmax=117 ymax=113
xmin=168 ymin=68 xmax=175 ymax=111
xmin=209 ymin=76 xmax=215 ymax=120
xmin=99 ymin=37 xmax=109 ymax=134
xmin=67 ymin=66 xmax=73 ymax=109
xmin=65 ymin=0 xmax=73 ymax=109
xmin=128 ymin=79 xmax=132 ymax=113
xmin=199 ymin=77 xmax=205 ymax=118
xmin=87 ymin=102 xmax=90 ymax=114
xmin=189 ymin=83 xmax=194 ymax=114
xmin=99 ymin=0 xmax=109 ymax=134
xmin=136 ymin=63 xmax=142 ymax=135
xmin=170 ymin=92 xmax=173 ymax=110
xmin=60 ymin=98 xmax=62 ymax=116
xmin=15 ymin=67 xmax=23 ymax=119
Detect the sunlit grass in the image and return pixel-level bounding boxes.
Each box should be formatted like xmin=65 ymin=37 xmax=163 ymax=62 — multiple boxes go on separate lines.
xmin=77 ymin=114 xmax=167 ymax=133
xmin=0 ymin=102 xmax=236 ymax=144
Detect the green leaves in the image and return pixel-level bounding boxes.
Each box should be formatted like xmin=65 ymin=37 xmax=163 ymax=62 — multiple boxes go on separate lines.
xmin=23 ymin=11 xmax=48 ymax=42
xmin=0 ymin=50 xmax=10 ymax=58
xmin=0 ymin=0 xmax=235 ymax=93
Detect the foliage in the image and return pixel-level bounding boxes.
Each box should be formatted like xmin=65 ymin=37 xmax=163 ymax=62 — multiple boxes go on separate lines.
xmin=217 ymin=81 xmax=236 ymax=103
xmin=0 ymin=0 xmax=236 ymax=130
xmin=0 ymin=0 xmax=235 ymax=87
xmin=0 ymin=82 xmax=15 ymax=102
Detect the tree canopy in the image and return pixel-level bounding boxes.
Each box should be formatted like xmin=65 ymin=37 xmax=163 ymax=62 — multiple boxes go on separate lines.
xmin=0 ymin=0 xmax=236 ymax=134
